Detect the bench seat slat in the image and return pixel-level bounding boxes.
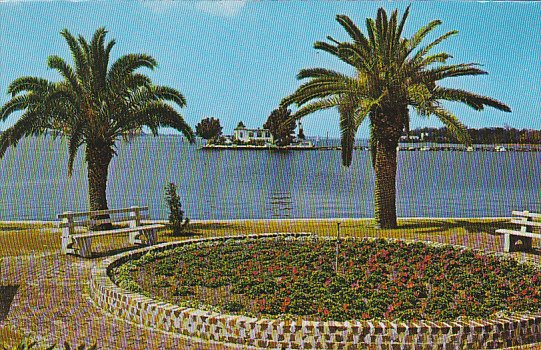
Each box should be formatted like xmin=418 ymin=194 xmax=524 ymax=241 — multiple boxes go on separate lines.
xmin=58 ymin=206 xmax=149 ymax=219
xmin=496 ymin=229 xmax=541 ymax=239
xmin=72 ymin=224 xmax=164 ymax=239
xmin=510 ymin=219 xmax=541 ymax=228
xmin=511 ymin=211 xmax=541 ymax=219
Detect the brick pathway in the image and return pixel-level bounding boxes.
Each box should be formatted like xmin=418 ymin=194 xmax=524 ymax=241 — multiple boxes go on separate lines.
xmin=0 ymin=231 xmax=540 ymax=349
xmin=0 ymin=251 xmax=246 ymax=349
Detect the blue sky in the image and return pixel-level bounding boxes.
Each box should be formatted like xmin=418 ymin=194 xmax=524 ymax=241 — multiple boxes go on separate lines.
xmin=0 ymin=1 xmax=539 ymax=138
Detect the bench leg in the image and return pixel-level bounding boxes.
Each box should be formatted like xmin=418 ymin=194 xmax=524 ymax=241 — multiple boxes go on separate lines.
xmin=504 ymin=234 xmax=533 ymax=253
xmin=61 ymin=235 xmax=75 ymax=255
xmin=74 ymin=237 xmax=93 ymax=258
xmin=130 ymin=229 xmax=158 ymax=246
xmin=129 ymin=231 xmax=141 ymax=245
xmin=145 ymin=229 xmax=157 ymax=245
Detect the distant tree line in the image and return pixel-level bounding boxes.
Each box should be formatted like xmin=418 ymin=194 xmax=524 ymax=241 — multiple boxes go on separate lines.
xmin=406 ymin=127 xmax=541 ymax=144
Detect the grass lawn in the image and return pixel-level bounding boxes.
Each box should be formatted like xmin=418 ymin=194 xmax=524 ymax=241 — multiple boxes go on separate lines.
xmin=0 ymin=218 xmax=514 ymax=257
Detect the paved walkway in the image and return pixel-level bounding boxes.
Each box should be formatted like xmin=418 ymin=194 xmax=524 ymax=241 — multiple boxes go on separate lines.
xmin=0 ymin=250 xmax=245 ymax=349
xmin=0 ymin=232 xmax=540 ymax=349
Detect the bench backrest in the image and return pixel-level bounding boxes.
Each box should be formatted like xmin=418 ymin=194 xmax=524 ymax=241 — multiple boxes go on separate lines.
xmin=511 ymin=211 xmax=541 ymax=233
xmin=58 ymin=206 xmax=150 ymax=234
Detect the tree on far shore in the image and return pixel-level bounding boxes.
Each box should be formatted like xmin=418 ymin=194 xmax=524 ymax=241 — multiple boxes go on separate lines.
xmin=264 ymin=107 xmax=296 ymax=146
xmin=281 ymin=7 xmax=511 ymax=228
xmin=195 ymin=117 xmax=223 ymax=141
xmin=0 ymin=27 xmax=194 ymax=217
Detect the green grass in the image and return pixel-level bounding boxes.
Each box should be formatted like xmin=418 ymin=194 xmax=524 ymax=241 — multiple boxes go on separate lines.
xmin=0 ymin=218 xmax=515 ymax=257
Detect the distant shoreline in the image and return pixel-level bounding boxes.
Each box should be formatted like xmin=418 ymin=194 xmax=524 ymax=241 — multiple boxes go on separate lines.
xmin=201 ymin=144 xmax=541 ymax=152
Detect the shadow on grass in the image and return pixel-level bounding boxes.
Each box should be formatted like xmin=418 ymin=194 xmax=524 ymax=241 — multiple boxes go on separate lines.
xmin=89 ymin=246 xmax=143 ymax=259
xmin=396 ymin=219 xmax=510 ymax=236
xmin=0 ymin=285 xmax=19 ymax=322
xmin=0 ymin=226 xmax=28 ymax=232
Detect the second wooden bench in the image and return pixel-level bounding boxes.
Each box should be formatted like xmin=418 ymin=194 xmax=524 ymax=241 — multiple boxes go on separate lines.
xmin=496 ymin=210 xmax=541 ymax=253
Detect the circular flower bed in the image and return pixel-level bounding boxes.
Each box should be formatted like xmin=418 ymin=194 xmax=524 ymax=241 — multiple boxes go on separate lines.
xmin=112 ymin=236 xmax=541 ymax=323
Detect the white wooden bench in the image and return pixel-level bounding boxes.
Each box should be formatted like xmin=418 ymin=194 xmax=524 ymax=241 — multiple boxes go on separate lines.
xmin=58 ymin=206 xmax=164 ymax=258
xmin=496 ymin=210 xmax=541 ymax=253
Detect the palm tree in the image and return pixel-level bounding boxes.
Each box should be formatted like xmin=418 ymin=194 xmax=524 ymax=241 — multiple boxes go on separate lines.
xmin=281 ymin=7 xmax=511 ymax=228
xmin=0 ymin=28 xmax=194 ymax=215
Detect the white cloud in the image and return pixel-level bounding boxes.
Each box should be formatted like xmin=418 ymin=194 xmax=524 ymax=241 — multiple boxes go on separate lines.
xmin=195 ymin=1 xmax=247 ymax=17
xmin=140 ymin=0 xmax=247 ymax=17
xmin=140 ymin=0 xmax=182 ymax=14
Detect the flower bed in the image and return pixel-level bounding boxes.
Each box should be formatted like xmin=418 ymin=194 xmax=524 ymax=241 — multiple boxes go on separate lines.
xmin=113 ymin=236 xmax=541 ymax=323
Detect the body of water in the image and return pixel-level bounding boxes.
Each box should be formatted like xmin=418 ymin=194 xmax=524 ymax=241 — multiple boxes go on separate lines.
xmin=0 ymin=136 xmax=539 ymax=221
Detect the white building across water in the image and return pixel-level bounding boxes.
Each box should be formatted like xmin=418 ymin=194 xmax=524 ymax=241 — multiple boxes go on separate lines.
xmin=233 ymin=121 xmax=273 ymax=143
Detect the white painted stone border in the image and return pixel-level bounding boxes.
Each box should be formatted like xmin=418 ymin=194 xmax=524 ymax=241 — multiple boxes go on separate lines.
xmin=89 ymin=233 xmax=541 ymax=349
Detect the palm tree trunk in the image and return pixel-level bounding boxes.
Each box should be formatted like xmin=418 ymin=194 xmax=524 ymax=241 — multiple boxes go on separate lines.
xmin=374 ymin=140 xmax=398 ymax=229
xmin=86 ymin=144 xmax=113 ymax=230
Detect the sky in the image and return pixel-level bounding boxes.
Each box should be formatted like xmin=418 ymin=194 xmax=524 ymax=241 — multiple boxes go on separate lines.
xmin=0 ymin=1 xmax=539 ymax=138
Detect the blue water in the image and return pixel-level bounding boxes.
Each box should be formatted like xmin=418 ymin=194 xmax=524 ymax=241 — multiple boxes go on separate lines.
xmin=0 ymin=136 xmax=539 ymax=220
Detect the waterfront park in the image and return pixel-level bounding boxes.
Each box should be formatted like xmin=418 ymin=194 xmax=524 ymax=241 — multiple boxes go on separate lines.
xmin=0 ymin=3 xmax=540 ymax=350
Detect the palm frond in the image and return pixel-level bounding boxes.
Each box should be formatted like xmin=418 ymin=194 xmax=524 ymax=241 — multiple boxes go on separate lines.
xmin=0 ymin=94 xmax=39 ymax=121
xmin=47 ymin=56 xmax=80 ymax=92
xmin=433 ymin=87 xmax=511 ymax=112
xmin=339 ymin=95 xmax=359 ymax=167
xmin=415 ymin=52 xmax=452 ymax=68
xmin=336 ymin=42 xmax=373 ymax=72
xmin=335 ymin=14 xmax=370 ymax=49
xmin=0 ymin=111 xmax=49 ymax=158
xmin=431 ymin=107 xmax=472 ymax=145
xmin=107 ymin=54 xmax=157 ymax=84
xmin=150 ymin=86 xmax=187 ymax=108
xmin=67 ymin=121 xmax=85 ymax=176
xmin=395 ymin=5 xmax=411 ymax=43
xmin=365 ymin=18 xmax=378 ymax=52
xmin=410 ymin=30 xmax=458 ymax=66
xmin=297 ymin=68 xmax=351 ymax=80
xmin=313 ymin=41 xmax=339 ymax=57
xmin=282 ymin=77 xmax=360 ymax=106
xmin=7 ymin=77 xmax=50 ymax=96
xmin=290 ymin=96 xmax=341 ymax=119
xmin=131 ymin=101 xmax=194 ymax=141
xmin=90 ymin=27 xmax=109 ymax=92
xmin=405 ymin=19 xmax=442 ymax=58
xmin=417 ymin=63 xmax=488 ymax=82
xmin=60 ymin=29 xmax=88 ymax=80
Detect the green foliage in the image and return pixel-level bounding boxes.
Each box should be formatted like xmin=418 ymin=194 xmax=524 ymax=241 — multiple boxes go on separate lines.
xmin=195 ymin=117 xmax=223 ymax=141
xmin=2 ymin=339 xmax=96 ymax=350
xmin=119 ymin=237 xmax=541 ymax=322
xmin=164 ymin=182 xmax=189 ymax=236
xmin=406 ymin=126 xmax=541 ymax=145
xmin=263 ymin=107 xmax=296 ymax=146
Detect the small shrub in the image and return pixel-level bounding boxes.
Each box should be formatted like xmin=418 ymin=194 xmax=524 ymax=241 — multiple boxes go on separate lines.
xmin=164 ymin=182 xmax=189 ymax=236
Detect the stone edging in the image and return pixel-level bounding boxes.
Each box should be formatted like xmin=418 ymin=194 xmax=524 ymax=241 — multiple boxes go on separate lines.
xmin=89 ymin=233 xmax=541 ymax=349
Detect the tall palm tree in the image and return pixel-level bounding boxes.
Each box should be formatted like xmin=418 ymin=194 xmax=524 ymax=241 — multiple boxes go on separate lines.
xmin=282 ymin=7 xmax=510 ymax=228
xmin=0 ymin=28 xmax=194 ymax=215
